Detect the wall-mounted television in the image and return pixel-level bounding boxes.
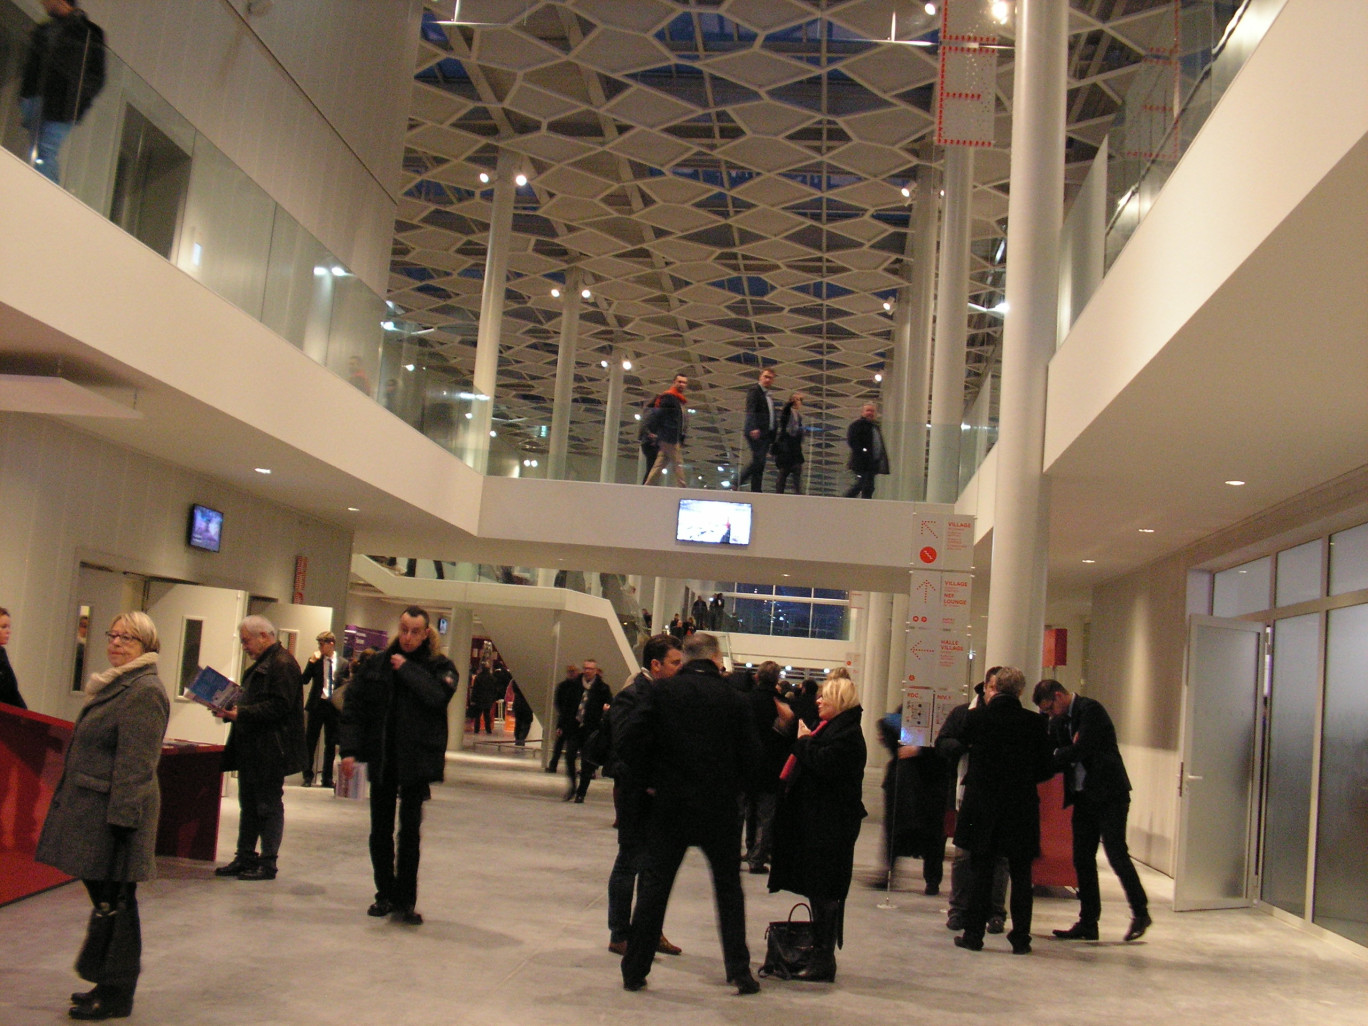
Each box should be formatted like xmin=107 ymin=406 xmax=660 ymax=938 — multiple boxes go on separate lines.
xmin=676 ymin=499 xmax=751 ymax=547
xmin=187 ymin=503 xmax=224 ymax=552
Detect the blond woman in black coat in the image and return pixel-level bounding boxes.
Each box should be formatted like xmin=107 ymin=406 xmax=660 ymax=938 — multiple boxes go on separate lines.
xmin=767 ymin=668 xmax=867 ymax=981
xmin=37 ymin=612 xmax=169 ymax=1020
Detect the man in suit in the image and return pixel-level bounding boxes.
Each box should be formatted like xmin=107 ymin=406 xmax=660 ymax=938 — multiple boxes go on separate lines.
xmin=1033 ymin=679 xmax=1151 ymax=942
xmin=300 ymin=630 xmax=339 ymax=787
xmin=552 ymin=658 xmax=612 ymax=802
xmin=602 ymin=633 xmax=684 ymax=956
xmin=952 ymin=667 xmax=1055 ymax=955
xmin=844 ymin=402 xmax=889 ymax=498
xmin=615 ymin=633 xmax=762 ymax=994
xmin=737 ymin=366 xmax=776 ymax=492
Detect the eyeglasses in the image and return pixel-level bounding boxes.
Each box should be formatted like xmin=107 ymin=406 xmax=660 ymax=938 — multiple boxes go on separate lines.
xmin=106 ymin=631 xmax=139 ymax=644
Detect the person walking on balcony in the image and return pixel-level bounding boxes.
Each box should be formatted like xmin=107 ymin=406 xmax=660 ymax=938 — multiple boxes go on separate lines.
xmin=737 ymin=367 xmax=777 ymax=492
xmin=843 ymin=403 xmax=889 ymax=499
xmin=643 ymin=371 xmax=689 ymax=486
xmin=19 ymin=1 xmax=105 ymax=185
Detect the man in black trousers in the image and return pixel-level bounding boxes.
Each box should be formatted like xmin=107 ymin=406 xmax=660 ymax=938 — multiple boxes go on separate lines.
xmin=737 ymin=366 xmax=776 ymax=492
xmin=615 ymin=633 xmax=762 ymax=994
xmin=1033 ymin=678 xmax=1151 ymax=942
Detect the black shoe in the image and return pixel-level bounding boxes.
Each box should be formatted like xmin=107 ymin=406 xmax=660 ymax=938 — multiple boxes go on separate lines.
xmin=368 ymin=898 xmax=394 ymax=917
xmin=986 ymin=916 xmax=1005 ymax=935
xmin=562 ymin=790 xmax=574 ymax=802
xmin=1124 ymin=911 xmax=1152 ymax=942
xmin=946 ymin=912 xmax=964 ymax=931
xmin=301 ymin=777 xmax=314 ymax=787
xmin=729 ymin=970 xmax=760 ymax=995
xmin=68 ymin=995 xmax=133 ymax=1020
xmin=238 ymin=863 xmax=277 ymax=881
xmin=214 ymin=855 xmax=257 ymax=877
xmin=953 ymin=934 xmax=984 ymax=951
xmin=394 ymin=906 xmax=423 ymax=925
xmin=320 ymin=779 xmax=334 ymax=789
xmin=70 ymin=989 xmax=98 ymax=1006
xmin=748 ymin=863 xmax=768 ymax=875
xmin=924 ymin=883 xmax=940 ymax=896
xmin=623 ymin=976 xmax=648 ymax=992
xmin=1052 ymin=921 xmax=1099 ymax=940
xmin=573 ymin=795 xmax=585 ymax=804
xmin=1011 ymin=938 xmax=1032 ymax=955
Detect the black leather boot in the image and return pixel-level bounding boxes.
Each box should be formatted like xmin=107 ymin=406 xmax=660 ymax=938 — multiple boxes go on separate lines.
xmin=795 ymin=898 xmax=840 ymax=982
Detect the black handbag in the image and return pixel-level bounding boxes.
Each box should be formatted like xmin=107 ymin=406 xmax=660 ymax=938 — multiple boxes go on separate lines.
xmin=759 ymin=902 xmax=814 ymax=979
xmin=74 ymin=836 xmax=141 ymax=984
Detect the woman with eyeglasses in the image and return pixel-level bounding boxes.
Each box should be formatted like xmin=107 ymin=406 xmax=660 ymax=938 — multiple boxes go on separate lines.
xmin=36 ymin=612 xmax=170 ymax=1020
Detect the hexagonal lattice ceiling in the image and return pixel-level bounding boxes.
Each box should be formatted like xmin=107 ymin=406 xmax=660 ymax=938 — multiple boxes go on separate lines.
xmin=392 ymin=0 xmax=1186 ymax=493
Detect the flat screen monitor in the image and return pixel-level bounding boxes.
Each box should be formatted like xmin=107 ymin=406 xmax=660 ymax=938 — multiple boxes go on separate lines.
xmin=187 ymin=503 xmax=224 ymax=553
xmin=676 ymin=499 xmax=751 ymax=547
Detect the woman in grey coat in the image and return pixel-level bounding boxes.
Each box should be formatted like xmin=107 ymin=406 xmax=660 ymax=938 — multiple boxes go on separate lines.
xmin=36 ymin=611 xmax=170 ymax=1021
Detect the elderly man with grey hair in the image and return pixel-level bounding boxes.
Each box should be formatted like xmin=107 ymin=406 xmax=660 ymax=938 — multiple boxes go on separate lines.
xmin=213 ymin=615 xmax=305 ymax=881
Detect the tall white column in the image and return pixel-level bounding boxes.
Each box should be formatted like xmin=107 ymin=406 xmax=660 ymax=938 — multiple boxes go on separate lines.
xmin=925 ymin=145 xmax=974 ymax=504
xmin=984 ymin=0 xmax=1067 ymax=683
xmin=905 ymin=167 xmax=939 ymax=502
xmin=885 ymin=591 xmax=910 ymax=714
xmin=600 ymin=350 xmax=625 ymax=483
xmin=468 ymin=149 xmax=517 ymax=474
xmin=651 ymin=576 xmax=672 ymax=639
xmin=547 ymin=268 xmax=583 ymax=480
xmin=860 ymin=591 xmax=892 ymax=767
xmin=445 ymin=607 xmax=474 ymax=752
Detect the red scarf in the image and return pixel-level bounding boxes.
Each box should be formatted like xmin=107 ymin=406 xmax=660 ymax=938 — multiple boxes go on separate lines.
xmin=779 ymin=718 xmax=829 ymax=785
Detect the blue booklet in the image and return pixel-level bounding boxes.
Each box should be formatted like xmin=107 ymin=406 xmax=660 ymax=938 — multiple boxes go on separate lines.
xmin=185 ymin=665 xmax=241 ymax=711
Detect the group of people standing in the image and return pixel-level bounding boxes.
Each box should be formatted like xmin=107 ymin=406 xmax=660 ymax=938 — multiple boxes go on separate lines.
xmin=638 ymin=365 xmax=890 ymax=497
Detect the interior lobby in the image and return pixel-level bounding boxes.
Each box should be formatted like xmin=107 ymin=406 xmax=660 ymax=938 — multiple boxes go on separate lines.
xmin=1 ymin=0 xmax=1366 ymax=1019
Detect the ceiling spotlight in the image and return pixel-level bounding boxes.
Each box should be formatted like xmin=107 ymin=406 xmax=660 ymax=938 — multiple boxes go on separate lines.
xmin=600 ymin=360 xmax=609 ymax=368
xmin=882 ymin=300 xmax=892 ymax=311
xmin=874 ymin=373 xmax=883 ymax=383
xmin=465 ymin=412 xmax=473 ymax=419
xmin=924 ymin=3 xmax=937 ymax=15
xmin=478 ymin=172 xmax=490 ymax=184
xmin=622 ymin=359 xmax=632 ymax=370
xmin=346 ymin=507 xmax=359 ymax=512
xmin=1082 ymin=558 xmax=1096 ymax=564
xmin=489 ymin=430 xmax=497 ymax=438
xmin=721 ymin=480 xmax=731 ymax=488
xmin=1225 ymin=479 xmax=1246 ymax=486
xmin=254 ymin=467 xmax=272 ymax=475
xmin=900 ymin=185 xmax=912 ymax=198
xmin=404 ymin=363 xmax=415 ymax=371
xmin=993 ymin=300 xmax=1009 ymax=315
xmin=991 ymin=1 xmax=1010 ymax=24
xmin=514 ymin=173 xmax=528 ymax=187
xmin=1138 ymin=528 xmax=1155 ymax=533
xmin=581 ymin=288 xmax=592 ymax=300
xmin=531 ymin=459 xmax=538 ymax=468
xmin=550 ymin=287 xmax=560 ymax=298
xmin=634 ymin=413 xmax=641 ymax=421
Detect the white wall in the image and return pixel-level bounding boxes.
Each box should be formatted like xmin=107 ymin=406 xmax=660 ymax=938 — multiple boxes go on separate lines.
xmin=77 ymin=0 xmax=421 ymax=292
xmin=0 ymin=413 xmax=352 ymax=722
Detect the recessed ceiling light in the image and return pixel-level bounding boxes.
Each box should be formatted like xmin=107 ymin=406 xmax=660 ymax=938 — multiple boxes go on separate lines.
xmin=254 ymin=467 xmax=271 ymax=475
xmin=1082 ymin=559 xmax=1096 ymax=564
xmin=1225 ymin=480 xmax=1246 ymax=486
xmin=514 ymin=173 xmax=528 ymax=187
xmin=550 ymin=287 xmax=560 ymax=298
xmin=346 ymin=506 xmax=359 ymax=512
xmin=1138 ymin=528 xmax=1155 ymax=533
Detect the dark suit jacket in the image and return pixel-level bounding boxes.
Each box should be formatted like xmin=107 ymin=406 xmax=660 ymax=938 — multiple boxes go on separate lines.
xmin=846 ymin=417 xmax=890 ymax=474
xmin=743 ymin=383 xmax=775 ymax=440
xmin=300 ymin=653 xmax=338 ymax=715
xmin=616 ymin=658 xmax=760 ymax=837
xmin=553 ymin=674 xmax=612 ymax=738
xmin=1049 ymin=693 xmax=1132 ymax=807
xmin=952 ymin=693 xmax=1054 ymax=860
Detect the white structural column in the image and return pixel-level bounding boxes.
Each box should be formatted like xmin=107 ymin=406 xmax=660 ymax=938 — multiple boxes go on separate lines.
xmin=984 ymin=0 xmax=1067 ymax=682
xmin=468 ymin=148 xmax=518 ymax=474
xmin=600 ymin=351 xmax=625 ymax=483
xmin=547 ymin=268 xmax=583 ymax=480
xmin=860 ymin=591 xmax=893 ymax=766
xmin=445 ymin=606 xmax=474 ymax=751
xmin=651 ymin=576 xmax=672 ymax=640
xmin=889 ymin=167 xmax=939 ymax=502
xmin=925 ymin=145 xmax=974 ymax=504
xmin=881 ymin=237 xmax=914 ymax=501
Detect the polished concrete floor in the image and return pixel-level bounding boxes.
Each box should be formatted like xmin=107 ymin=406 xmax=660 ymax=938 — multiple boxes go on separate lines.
xmin=3 ymin=751 xmax=1365 ymax=1025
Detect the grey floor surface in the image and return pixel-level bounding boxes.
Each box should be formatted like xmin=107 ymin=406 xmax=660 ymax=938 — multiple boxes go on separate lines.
xmin=3 ymin=750 xmax=1365 ymax=1025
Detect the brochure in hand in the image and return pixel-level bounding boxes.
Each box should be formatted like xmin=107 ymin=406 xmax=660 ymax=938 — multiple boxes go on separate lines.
xmin=185 ymin=665 xmax=242 ymax=711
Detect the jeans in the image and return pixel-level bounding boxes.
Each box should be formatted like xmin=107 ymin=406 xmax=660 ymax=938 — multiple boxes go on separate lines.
xmin=20 ymin=97 xmax=71 ymax=184
xmin=370 ymin=780 xmax=429 ymax=909
xmin=236 ymin=775 xmax=285 ymax=864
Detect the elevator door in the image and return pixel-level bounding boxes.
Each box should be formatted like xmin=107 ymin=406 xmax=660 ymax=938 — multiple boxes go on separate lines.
xmin=1174 ymin=616 xmax=1265 ymax=911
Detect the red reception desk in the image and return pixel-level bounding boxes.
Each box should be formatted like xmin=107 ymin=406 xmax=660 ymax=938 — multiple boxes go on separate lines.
xmin=1035 ymin=774 xmax=1077 ymax=888
xmin=0 ymin=703 xmax=224 ymax=906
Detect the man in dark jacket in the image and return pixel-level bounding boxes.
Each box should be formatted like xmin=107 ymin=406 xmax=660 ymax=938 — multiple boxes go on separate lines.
xmin=551 ymin=658 xmax=612 ymax=802
xmin=643 ymin=371 xmax=689 ymax=486
xmin=875 ymin=710 xmax=947 ymax=894
xmin=951 ymin=667 xmax=1054 ymax=954
xmin=844 ymin=402 xmax=890 ymax=498
xmin=740 ymin=661 xmax=793 ymax=874
xmin=299 ymin=630 xmax=339 ymax=788
xmin=214 ymin=616 xmax=305 ymax=881
xmin=340 ymin=606 xmax=456 ymax=925
xmin=615 ymin=633 xmax=762 ymax=995
xmin=1034 ymin=679 xmax=1151 ymax=942
xmin=602 ymin=633 xmax=683 ymax=956
xmin=737 ymin=366 xmax=776 ymax=492
xmin=19 ymin=1 xmax=105 ymax=184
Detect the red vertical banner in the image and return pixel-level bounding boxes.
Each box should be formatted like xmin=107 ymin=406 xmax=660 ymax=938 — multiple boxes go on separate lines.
xmin=1043 ymin=627 xmax=1068 ymax=668
xmin=292 ymin=555 xmax=307 ymax=604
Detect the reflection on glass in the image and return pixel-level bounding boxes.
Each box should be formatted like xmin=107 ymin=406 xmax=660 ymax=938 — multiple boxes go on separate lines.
xmin=71 ymin=604 xmax=91 ymax=692
xmin=1314 ymin=603 xmax=1368 ymax=945
xmin=1261 ymin=614 xmax=1317 ymax=917
xmin=178 ymin=617 xmax=202 ymax=696
xmin=1212 ymin=556 xmax=1271 ymax=616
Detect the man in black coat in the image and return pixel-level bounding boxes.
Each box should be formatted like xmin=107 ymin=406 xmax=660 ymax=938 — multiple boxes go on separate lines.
xmin=340 ymin=606 xmax=457 ymax=925
xmin=552 ymin=658 xmax=612 ymax=802
xmin=737 ymin=366 xmax=776 ymax=492
xmin=952 ymin=667 xmax=1054 ymax=954
xmin=602 ymin=633 xmax=684 ymax=956
xmin=1033 ymin=679 xmax=1151 ymax=942
xmin=615 ymin=633 xmax=762 ymax=995
xmin=215 ymin=616 xmax=305 ymax=881
xmin=299 ymin=630 xmax=339 ymax=788
xmin=876 ymin=711 xmax=947 ymax=894
xmin=740 ymin=662 xmax=793 ymax=874
xmin=19 ymin=0 xmax=105 ymax=184
xmin=843 ymin=402 xmax=890 ymax=498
